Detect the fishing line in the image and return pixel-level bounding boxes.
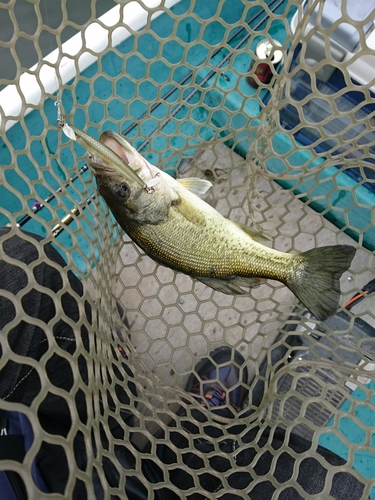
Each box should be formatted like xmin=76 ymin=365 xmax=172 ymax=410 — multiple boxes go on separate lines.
xmin=42 ymin=0 xmax=62 ymax=98
xmin=17 ymin=2 xmax=87 ymax=232
xmin=122 ymin=0 xmax=286 ymax=142
xmin=22 ymin=0 xmax=285 ymax=237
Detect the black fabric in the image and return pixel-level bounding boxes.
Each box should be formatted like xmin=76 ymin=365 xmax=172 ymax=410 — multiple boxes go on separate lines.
xmin=0 ymin=435 xmax=25 ymax=461
xmin=161 ymin=416 xmax=365 ymax=499
xmin=0 ymin=228 xmax=143 ymax=499
xmin=4 ymin=471 xmax=27 ymax=500
xmin=0 ymin=227 xmax=90 ymax=410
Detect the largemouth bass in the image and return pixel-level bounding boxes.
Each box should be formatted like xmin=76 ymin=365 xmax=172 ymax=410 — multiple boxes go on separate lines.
xmin=63 ymin=123 xmax=355 ymax=321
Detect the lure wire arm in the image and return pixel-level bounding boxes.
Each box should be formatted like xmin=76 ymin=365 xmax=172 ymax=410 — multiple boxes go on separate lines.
xmin=144 ymin=173 xmax=161 ymax=194
xmin=55 ymin=101 xmax=76 ymax=140
xmin=55 ymin=100 xmax=65 ymax=127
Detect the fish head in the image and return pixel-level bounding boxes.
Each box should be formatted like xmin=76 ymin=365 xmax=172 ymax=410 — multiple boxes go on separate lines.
xmin=83 ymin=129 xmax=172 ymax=225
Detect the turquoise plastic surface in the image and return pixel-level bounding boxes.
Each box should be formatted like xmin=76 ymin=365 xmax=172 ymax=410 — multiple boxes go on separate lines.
xmin=319 ymin=380 xmax=375 ymax=497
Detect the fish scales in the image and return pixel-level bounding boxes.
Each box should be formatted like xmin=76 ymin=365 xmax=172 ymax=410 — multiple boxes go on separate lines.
xmin=63 ymin=124 xmax=356 ymax=321
xmin=125 ymin=204 xmax=293 ymax=282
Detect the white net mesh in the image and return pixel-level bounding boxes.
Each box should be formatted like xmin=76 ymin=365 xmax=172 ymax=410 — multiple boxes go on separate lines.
xmin=0 ymin=0 xmax=375 ymax=498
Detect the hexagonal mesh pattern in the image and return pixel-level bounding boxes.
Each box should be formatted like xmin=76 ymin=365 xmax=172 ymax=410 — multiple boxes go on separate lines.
xmin=0 ymin=0 xmax=375 ymax=498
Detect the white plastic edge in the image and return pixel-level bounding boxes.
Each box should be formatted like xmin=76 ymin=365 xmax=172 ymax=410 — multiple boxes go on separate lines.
xmin=0 ymin=0 xmax=181 ymax=131
xmin=290 ymin=2 xmax=375 ymax=92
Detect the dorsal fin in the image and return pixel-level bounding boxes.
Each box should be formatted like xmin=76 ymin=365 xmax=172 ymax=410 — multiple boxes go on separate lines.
xmin=233 ymin=221 xmax=271 ymax=243
xmin=178 ymin=177 xmax=212 ymax=196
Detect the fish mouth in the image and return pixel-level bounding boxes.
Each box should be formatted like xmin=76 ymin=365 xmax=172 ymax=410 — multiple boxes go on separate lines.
xmin=69 ymin=125 xmax=144 ymax=188
xmin=88 ymin=154 xmax=123 ymax=178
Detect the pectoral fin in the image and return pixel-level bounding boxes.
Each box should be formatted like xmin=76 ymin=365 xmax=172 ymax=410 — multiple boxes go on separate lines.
xmin=196 ymin=276 xmax=266 ymax=295
xmin=172 ymin=196 xmax=206 ymax=226
xmin=178 ymin=177 xmax=212 ymax=196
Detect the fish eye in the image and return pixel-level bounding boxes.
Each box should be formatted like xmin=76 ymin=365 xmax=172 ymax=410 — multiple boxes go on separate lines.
xmin=114 ymin=183 xmax=130 ymax=199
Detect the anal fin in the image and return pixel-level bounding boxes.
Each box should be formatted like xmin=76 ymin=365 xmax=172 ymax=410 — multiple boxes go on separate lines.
xmin=196 ymin=276 xmax=266 ymax=295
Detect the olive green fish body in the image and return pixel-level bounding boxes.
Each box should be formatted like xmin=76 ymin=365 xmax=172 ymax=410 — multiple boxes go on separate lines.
xmin=123 ymin=184 xmax=293 ymax=283
xmin=65 ymin=125 xmax=356 ymax=321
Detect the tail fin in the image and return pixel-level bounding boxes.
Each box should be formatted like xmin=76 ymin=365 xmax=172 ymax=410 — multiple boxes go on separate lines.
xmin=287 ymin=245 xmax=356 ymax=321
